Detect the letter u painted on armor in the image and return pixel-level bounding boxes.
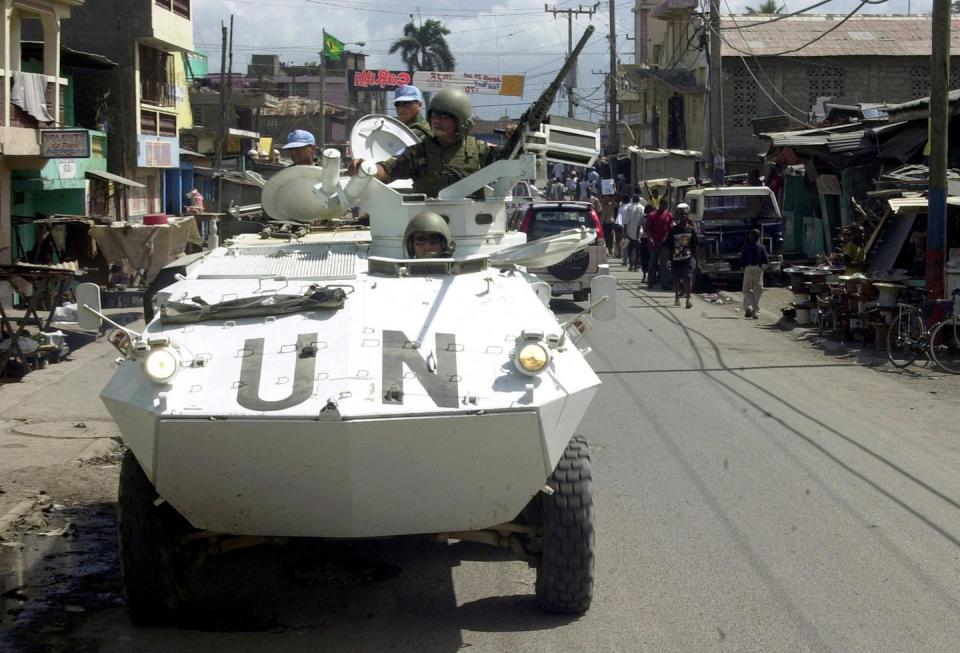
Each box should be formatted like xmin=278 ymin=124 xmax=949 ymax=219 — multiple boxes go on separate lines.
xmin=382 ymin=331 xmax=458 ymax=408
xmin=236 ymin=333 xmax=317 ymax=411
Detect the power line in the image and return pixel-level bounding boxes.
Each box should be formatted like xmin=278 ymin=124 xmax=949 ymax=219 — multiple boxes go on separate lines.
xmin=712 ymin=0 xmax=889 ymax=58
xmin=721 ymin=0 xmax=815 ymax=122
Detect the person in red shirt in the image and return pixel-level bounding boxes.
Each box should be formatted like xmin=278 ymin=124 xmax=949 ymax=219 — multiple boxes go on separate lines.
xmin=645 ymin=203 xmax=673 ymax=289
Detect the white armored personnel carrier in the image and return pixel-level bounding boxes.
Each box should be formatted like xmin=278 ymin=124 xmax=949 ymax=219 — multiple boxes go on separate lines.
xmin=79 ymin=29 xmax=611 ymax=626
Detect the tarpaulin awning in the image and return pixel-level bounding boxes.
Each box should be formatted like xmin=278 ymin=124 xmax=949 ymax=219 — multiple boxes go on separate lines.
xmin=85 ymin=169 xmax=145 ymax=188
xmin=90 ymin=217 xmax=203 ymax=284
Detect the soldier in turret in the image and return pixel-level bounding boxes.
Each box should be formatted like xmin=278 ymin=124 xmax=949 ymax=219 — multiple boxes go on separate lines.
xmin=393 ymin=85 xmax=432 ymax=141
xmin=350 ymin=88 xmax=497 ymax=198
xmin=403 ymin=211 xmax=456 ymax=258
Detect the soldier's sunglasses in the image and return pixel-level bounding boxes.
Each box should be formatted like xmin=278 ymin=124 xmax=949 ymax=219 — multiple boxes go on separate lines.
xmin=430 ymin=111 xmax=456 ymax=121
xmin=413 ymin=234 xmax=444 ymax=245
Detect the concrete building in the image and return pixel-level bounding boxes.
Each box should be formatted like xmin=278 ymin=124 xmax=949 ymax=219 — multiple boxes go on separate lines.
xmin=0 ymin=0 xmax=83 ymax=263
xmin=619 ymin=9 xmax=960 ymax=171
xmin=61 ymin=0 xmax=195 ymax=217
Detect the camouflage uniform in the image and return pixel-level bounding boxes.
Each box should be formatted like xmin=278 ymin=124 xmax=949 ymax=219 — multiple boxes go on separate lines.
xmin=406 ymin=116 xmax=433 ymax=141
xmin=381 ymin=135 xmax=497 ymax=198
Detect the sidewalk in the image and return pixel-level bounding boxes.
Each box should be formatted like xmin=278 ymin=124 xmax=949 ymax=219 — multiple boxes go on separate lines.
xmin=0 ymin=314 xmax=141 ymax=537
xmin=609 ymin=259 xmax=960 ymax=389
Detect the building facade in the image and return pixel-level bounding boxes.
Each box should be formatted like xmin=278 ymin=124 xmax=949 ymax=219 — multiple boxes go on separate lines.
xmin=0 ymin=0 xmax=84 ymax=262
xmin=619 ymin=9 xmax=960 ymax=170
xmin=61 ymin=0 xmax=195 ymax=217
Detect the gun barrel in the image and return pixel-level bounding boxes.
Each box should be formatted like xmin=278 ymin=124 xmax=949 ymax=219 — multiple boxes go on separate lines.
xmin=502 ymin=25 xmax=595 ymax=160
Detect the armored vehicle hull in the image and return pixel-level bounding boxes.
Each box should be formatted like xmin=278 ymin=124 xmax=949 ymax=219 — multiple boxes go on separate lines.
xmin=102 ymin=233 xmax=599 ymax=539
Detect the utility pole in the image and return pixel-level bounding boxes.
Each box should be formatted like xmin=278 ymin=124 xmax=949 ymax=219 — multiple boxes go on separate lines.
xmin=706 ymin=0 xmax=724 ymax=185
xmin=319 ymin=53 xmax=326 ymax=148
xmin=927 ymin=0 xmax=950 ymax=299
xmin=545 ymin=3 xmax=598 ymax=119
xmin=215 ymin=21 xmax=228 ymax=168
xmin=608 ymin=0 xmax=618 ymax=155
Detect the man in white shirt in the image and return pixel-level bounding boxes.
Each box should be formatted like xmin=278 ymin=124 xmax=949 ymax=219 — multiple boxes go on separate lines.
xmin=621 ymin=195 xmax=649 ymax=274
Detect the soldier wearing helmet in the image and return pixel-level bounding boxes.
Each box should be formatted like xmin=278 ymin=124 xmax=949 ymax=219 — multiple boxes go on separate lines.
xmin=349 ymin=87 xmax=497 ymax=198
xmin=403 ymin=211 xmax=455 ymax=258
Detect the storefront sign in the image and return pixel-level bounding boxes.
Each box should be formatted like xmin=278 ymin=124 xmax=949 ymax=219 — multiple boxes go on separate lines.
xmin=40 ymin=130 xmax=90 ymax=158
xmin=349 ymin=69 xmax=412 ymax=92
xmin=412 ymin=72 xmax=524 ymax=97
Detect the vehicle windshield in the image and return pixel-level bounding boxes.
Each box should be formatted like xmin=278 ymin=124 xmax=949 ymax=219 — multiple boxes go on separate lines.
xmin=530 ymin=210 xmax=589 ymax=240
xmin=702 ymin=194 xmax=778 ymax=220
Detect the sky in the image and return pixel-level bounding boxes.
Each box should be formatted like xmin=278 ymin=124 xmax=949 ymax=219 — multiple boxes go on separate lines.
xmin=192 ymin=0 xmax=937 ymax=121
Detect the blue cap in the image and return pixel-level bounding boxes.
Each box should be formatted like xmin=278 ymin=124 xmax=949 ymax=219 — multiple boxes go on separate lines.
xmin=394 ymin=85 xmax=424 ymax=105
xmin=281 ymin=129 xmax=316 ymax=149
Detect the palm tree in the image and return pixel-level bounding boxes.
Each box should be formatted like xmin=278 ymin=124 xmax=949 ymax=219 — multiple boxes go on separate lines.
xmin=745 ymin=1 xmax=784 ymax=14
xmin=389 ymin=19 xmax=456 ymax=73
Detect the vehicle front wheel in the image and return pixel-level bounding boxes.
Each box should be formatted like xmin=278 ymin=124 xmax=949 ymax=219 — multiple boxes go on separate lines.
xmin=117 ymin=450 xmax=192 ymax=626
xmin=572 ymin=289 xmax=590 ymax=302
xmin=535 ymin=435 xmax=594 ymax=614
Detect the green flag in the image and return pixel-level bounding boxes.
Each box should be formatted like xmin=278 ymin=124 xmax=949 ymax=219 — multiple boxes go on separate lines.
xmin=323 ymin=30 xmax=344 ymax=61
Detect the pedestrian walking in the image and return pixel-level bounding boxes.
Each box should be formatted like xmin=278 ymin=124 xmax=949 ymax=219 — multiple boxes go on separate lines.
xmin=739 ymin=228 xmax=769 ymax=319
xmin=616 ymin=197 xmax=630 ymax=266
xmin=622 ymin=195 xmax=648 ymax=273
xmin=645 ymin=202 xmax=673 ymax=289
xmin=548 ymin=177 xmax=565 ymax=201
xmin=665 ymin=203 xmax=697 ymax=308
xmin=566 ymin=173 xmax=578 ymax=200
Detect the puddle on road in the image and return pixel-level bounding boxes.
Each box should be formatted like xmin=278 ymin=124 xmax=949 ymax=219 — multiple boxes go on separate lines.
xmin=0 ymin=504 xmax=120 ymax=650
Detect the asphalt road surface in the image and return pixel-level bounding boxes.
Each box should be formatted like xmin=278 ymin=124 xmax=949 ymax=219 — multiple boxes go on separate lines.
xmin=3 ymin=273 xmax=959 ymax=651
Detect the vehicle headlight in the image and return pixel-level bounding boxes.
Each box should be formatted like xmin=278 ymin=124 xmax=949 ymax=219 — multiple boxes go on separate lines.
xmin=143 ymin=347 xmax=178 ymax=383
xmin=515 ymin=342 xmax=550 ymax=375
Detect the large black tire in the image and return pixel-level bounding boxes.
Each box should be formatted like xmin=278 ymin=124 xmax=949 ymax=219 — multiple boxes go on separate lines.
xmin=535 ymin=435 xmax=594 ymax=614
xmin=117 ymin=450 xmax=192 ymax=626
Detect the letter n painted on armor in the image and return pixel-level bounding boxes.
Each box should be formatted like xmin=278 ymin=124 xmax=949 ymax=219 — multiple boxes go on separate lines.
xmin=237 ymin=333 xmax=317 ymax=411
xmin=382 ymin=331 xmax=458 ymax=407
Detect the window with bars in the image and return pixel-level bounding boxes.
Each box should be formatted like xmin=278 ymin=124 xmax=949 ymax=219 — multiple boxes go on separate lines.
xmin=155 ymin=0 xmax=190 ymax=19
xmin=731 ymin=65 xmax=757 ymax=129
xmin=911 ymin=66 xmax=960 ymax=99
xmin=140 ymin=44 xmax=176 ymax=107
xmin=807 ymin=66 xmax=844 ymax=107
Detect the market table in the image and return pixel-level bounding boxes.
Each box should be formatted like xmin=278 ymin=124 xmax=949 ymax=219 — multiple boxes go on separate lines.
xmin=0 ymin=262 xmax=82 ymax=379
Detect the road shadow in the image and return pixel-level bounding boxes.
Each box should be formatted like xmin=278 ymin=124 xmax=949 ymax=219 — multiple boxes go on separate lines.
xmin=2 ymin=501 xmax=571 ymax=652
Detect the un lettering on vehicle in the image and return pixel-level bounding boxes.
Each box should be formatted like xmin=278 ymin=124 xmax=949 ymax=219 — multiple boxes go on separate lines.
xmin=235 ymin=331 xmax=459 ymax=411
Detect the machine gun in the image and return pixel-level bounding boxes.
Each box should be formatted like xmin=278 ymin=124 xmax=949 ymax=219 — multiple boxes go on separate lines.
xmin=500 ymin=24 xmax=596 ymax=162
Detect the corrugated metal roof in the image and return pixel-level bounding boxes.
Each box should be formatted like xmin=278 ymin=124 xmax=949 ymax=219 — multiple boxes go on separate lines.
xmin=884 ymin=89 xmax=960 ymax=122
xmin=888 ymin=196 xmax=960 ymax=214
xmin=720 ymin=16 xmax=960 ymax=58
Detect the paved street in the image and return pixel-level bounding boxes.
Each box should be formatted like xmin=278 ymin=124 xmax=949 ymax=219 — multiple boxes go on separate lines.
xmin=2 ymin=268 xmax=959 ymax=651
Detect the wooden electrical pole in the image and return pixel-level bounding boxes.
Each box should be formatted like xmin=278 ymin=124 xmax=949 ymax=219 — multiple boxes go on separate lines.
xmin=706 ymin=0 xmax=724 ymax=185
xmin=608 ymin=0 xmax=618 ymax=155
xmin=926 ymin=0 xmax=950 ymax=299
xmin=545 ymin=3 xmax=598 ymax=119
xmin=215 ymin=22 xmax=228 ymax=168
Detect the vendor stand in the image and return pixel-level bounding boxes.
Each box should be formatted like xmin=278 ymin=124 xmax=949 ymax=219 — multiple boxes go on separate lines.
xmin=0 ymin=261 xmax=83 ymax=380
xmin=89 ymin=216 xmax=203 ymax=286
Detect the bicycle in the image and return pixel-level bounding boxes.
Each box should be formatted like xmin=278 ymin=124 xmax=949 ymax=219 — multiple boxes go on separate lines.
xmin=886 ymin=289 xmax=932 ymax=369
xmin=928 ymin=289 xmax=960 ymax=374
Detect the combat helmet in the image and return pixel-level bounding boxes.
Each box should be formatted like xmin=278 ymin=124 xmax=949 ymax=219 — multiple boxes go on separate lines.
xmin=428 ymin=88 xmax=475 ymax=138
xmin=403 ymin=211 xmax=455 ymax=258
